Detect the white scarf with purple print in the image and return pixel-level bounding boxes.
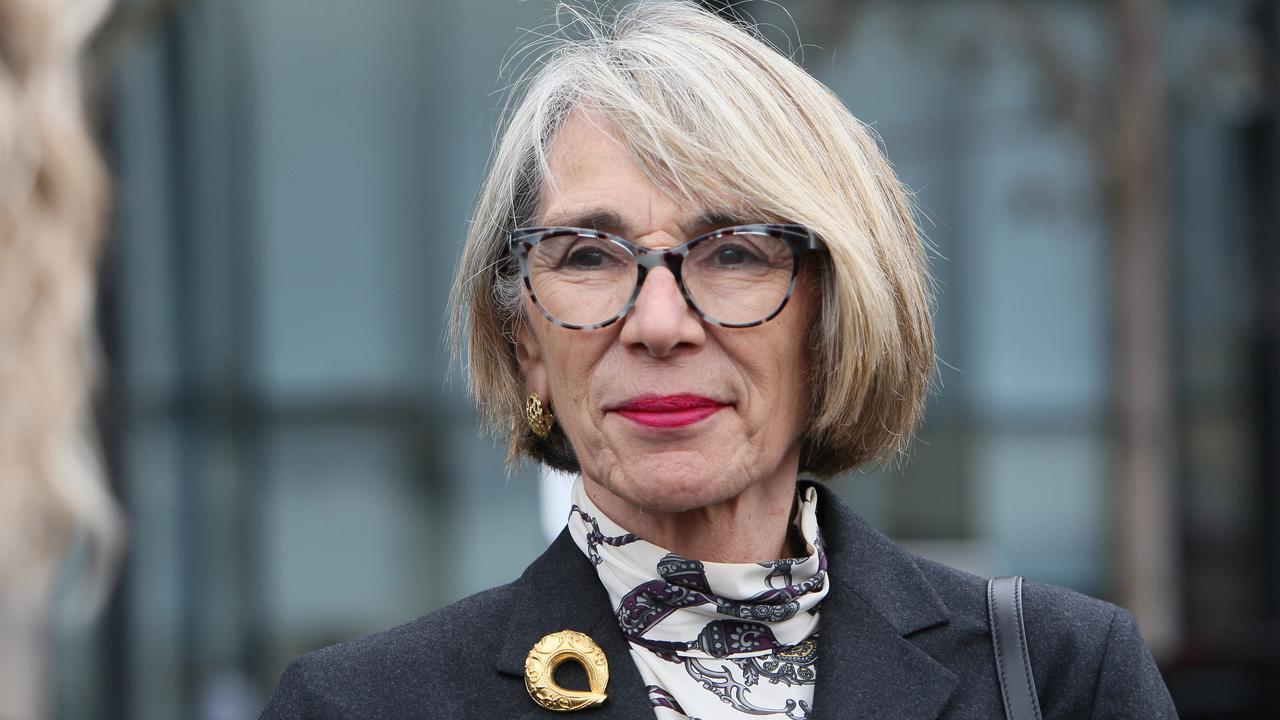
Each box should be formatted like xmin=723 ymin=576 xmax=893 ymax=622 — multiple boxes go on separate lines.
xmin=567 ymin=477 xmax=828 ymax=720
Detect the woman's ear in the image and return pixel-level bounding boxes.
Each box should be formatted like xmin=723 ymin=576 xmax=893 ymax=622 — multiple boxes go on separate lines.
xmin=515 ymin=321 xmax=549 ymax=399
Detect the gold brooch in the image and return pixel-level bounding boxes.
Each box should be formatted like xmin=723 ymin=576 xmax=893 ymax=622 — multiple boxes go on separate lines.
xmin=524 ymin=630 xmax=609 ymax=712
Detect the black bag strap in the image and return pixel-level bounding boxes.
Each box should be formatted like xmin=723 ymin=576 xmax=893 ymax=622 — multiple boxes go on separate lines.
xmin=988 ymin=576 xmax=1043 ymax=720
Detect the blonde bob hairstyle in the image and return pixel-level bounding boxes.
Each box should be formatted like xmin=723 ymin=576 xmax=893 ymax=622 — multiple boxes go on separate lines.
xmin=450 ymin=1 xmax=934 ymax=478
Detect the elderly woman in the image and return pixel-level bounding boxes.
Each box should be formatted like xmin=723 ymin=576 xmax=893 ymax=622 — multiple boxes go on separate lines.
xmin=262 ymin=3 xmax=1176 ymax=719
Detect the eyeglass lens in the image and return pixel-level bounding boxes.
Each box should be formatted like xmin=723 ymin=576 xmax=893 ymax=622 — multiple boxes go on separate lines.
xmin=525 ymin=230 xmax=795 ymax=327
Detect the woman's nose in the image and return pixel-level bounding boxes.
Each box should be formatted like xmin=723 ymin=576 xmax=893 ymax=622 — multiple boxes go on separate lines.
xmin=618 ymin=267 xmax=705 ymax=357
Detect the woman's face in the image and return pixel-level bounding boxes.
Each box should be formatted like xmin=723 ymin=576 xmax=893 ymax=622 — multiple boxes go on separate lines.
xmin=517 ymin=112 xmax=815 ymax=514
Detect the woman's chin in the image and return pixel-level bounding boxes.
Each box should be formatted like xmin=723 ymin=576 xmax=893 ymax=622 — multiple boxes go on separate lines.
xmin=593 ymin=453 xmax=749 ymax=514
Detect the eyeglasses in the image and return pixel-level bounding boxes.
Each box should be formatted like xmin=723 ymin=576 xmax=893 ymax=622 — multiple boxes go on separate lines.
xmin=507 ymin=223 xmax=823 ymax=330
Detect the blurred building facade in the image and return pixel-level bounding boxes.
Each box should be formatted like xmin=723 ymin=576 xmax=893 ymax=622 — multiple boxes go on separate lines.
xmin=56 ymin=0 xmax=1279 ymax=718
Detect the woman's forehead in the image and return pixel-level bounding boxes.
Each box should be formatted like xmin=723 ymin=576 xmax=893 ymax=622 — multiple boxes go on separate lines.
xmin=538 ymin=112 xmax=760 ymax=232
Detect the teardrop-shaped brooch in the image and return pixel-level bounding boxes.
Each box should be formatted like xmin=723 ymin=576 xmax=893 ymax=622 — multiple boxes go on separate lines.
xmin=524 ymin=630 xmax=609 ymax=712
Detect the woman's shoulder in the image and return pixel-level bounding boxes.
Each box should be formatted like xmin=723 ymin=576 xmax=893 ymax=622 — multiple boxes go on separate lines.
xmin=259 ymin=581 xmax=526 ymax=719
xmin=303 ymin=580 xmax=521 ymax=663
xmin=259 ymin=530 xmax=608 ymax=719
xmin=913 ymin=554 xmax=1123 ymax=639
xmin=908 ymin=554 xmax=1177 ymax=718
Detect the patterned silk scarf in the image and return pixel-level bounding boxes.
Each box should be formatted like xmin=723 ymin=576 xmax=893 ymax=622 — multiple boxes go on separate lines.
xmin=567 ymin=477 xmax=829 ymax=720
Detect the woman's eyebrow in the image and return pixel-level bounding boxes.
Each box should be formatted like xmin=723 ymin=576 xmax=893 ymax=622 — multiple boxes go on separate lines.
xmin=540 ymin=208 xmax=627 ymax=233
xmin=538 ymin=207 xmax=754 ymax=235
xmin=688 ymin=210 xmax=754 ymax=233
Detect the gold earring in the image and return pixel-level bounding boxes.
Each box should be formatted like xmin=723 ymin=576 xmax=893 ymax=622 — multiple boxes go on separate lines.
xmin=525 ymin=393 xmax=554 ymax=438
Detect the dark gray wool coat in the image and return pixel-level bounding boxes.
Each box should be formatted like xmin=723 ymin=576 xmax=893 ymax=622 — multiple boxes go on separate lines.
xmin=260 ymin=480 xmax=1178 ymax=719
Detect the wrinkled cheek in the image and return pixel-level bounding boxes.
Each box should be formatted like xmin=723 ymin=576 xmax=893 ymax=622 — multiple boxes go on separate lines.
xmin=549 ymin=390 xmax=608 ymax=471
xmin=565 ymin=421 xmax=615 ymax=486
xmin=789 ymin=366 xmax=812 ymax=440
xmin=768 ymin=351 xmax=812 ymax=447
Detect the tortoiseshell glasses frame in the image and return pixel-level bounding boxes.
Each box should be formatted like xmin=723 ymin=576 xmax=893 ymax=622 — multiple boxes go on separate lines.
xmin=507 ymin=223 xmax=823 ymax=330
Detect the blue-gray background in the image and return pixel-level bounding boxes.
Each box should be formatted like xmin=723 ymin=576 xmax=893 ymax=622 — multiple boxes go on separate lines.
xmin=59 ymin=1 xmax=1279 ymax=718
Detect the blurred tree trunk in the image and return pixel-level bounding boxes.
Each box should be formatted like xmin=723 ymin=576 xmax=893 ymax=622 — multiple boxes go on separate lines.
xmin=1110 ymin=0 xmax=1178 ymax=658
xmin=1005 ymin=0 xmax=1179 ymax=656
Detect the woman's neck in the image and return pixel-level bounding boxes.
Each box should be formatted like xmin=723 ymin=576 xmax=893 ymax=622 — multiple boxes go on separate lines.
xmin=581 ymin=471 xmax=806 ymax=563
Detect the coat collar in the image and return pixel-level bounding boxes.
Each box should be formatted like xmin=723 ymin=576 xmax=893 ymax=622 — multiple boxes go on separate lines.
xmin=803 ymin=479 xmax=958 ymax=719
xmin=495 ymin=479 xmax=958 ymax=719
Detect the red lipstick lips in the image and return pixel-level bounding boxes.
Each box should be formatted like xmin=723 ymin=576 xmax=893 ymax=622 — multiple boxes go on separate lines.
xmin=612 ymin=394 xmax=727 ymax=428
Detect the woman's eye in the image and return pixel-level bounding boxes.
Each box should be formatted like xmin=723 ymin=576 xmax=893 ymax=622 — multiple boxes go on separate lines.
xmin=565 ymin=246 xmax=610 ymax=269
xmin=714 ymin=244 xmax=759 ymax=266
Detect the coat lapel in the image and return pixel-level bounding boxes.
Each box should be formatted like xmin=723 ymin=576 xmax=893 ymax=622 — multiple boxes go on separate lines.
xmin=806 ymin=480 xmax=959 ymax=720
xmin=494 ymin=529 xmax=653 ymax=720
